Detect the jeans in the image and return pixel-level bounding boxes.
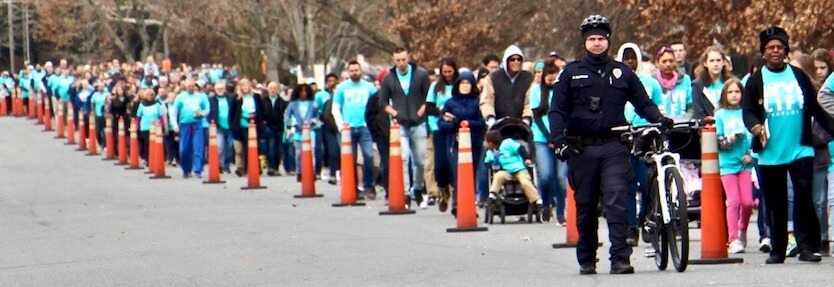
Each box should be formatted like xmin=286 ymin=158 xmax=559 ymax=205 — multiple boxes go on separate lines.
xmin=179 ymin=122 xmax=205 ymax=175
xmin=722 ymin=170 xmax=754 ymax=242
xmin=282 ymin=141 xmax=296 ymax=173
xmin=95 ymin=116 xmax=105 ymax=149
xmin=535 ymin=143 xmax=558 ymax=212
xmin=627 ymin=156 xmax=648 ymax=229
xmin=760 ymin=157 xmax=821 ymax=258
xmin=827 ymin=171 xmax=834 ymax=241
xmin=477 ymin=151 xmax=489 ymax=201
xmin=399 ymin=123 xmax=427 ymax=194
xmin=377 ymin=137 xmax=390 ymax=195
xmin=314 ymin=128 xmax=324 ymax=176
xmin=261 ymin=126 xmax=283 ymax=171
xmin=812 ymin=167 xmax=829 ymax=241
xmin=433 ymin=132 xmax=452 ymax=190
xmin=217 ymin=128 xmax=234 ymax=170
xmin=350 ymin=127 xmax=375 ymax=191
xmin=324 ymin=130 xmax=341 ymax=177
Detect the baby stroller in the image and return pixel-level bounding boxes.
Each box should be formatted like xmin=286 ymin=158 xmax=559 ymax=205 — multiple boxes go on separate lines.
xmin=483 ymin=117 xmax=542 ymax=224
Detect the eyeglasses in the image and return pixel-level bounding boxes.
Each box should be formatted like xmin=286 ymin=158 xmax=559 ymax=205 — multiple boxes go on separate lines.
xmin=764 ymin=44 xmax=785 ymax=52
xmin=508 ymin=57 xmax=523 ymax=62
xmin=657 ymin=46 xmax=674 ymax=58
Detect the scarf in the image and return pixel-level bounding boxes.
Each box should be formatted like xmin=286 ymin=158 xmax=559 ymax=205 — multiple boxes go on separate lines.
xmin=656 ymin=70 xmax=679 ymax=91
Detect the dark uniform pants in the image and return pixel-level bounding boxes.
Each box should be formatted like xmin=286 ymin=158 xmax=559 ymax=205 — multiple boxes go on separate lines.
xmin=567 ymin=141 xmax=634 ymax=264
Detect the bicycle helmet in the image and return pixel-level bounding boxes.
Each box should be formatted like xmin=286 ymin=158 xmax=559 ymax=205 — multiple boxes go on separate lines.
xmin=580 ymin=15 xmax=611 ymax=39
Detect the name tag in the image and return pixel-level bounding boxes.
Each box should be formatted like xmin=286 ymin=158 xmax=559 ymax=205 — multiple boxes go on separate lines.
xmin=571 ymin=75 xmax=590 ymax=80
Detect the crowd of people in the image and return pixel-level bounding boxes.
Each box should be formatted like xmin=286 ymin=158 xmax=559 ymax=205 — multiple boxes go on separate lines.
xmin=4 ymin=15 xmax=834 ymax=274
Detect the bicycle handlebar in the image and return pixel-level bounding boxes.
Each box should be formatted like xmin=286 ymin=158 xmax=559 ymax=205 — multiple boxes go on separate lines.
xmin=611 ymin=117 xmax=715 ymax=133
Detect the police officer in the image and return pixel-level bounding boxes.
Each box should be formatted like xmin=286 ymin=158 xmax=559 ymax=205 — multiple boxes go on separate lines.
xmin=548 ymin=15 xmax=673 ymax=275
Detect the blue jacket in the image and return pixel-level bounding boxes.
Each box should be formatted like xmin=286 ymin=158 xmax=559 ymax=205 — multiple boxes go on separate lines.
xmin=285 ymin=100 xmax=320 ymax=132
xmin=438 ymin=72 xmax=486 ymax=139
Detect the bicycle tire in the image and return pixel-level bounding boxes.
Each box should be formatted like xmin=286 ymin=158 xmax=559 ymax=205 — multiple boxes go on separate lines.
xmin=647 ymin=172 xmax=669 ymax=270
xmin=665 ymin=166 xmax=689 ymax=272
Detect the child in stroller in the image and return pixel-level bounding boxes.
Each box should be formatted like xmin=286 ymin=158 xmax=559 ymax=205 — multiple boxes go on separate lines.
xmin=484 ymin=126 xmax=543 ymax=223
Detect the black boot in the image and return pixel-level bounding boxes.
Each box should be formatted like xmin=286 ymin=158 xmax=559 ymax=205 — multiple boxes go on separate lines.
xmin=610 ymin=261 xmax=635 ymax=274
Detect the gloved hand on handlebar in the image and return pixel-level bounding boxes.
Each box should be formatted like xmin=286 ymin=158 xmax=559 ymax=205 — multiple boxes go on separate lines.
xmin=556 ymin=143 xmax=583 ymax=161
xmin=659 ymin=117 xmax=675 ymax=130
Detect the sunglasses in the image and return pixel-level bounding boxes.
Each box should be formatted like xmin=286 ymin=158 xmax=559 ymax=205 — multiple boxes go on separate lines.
xmin=657 ymin=46 xmax=674 ymax=58
xmin=508 ymin=57 xmax=523 ymax=62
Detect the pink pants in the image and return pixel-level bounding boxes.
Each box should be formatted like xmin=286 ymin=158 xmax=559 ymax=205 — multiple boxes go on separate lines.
xmin=721 ymin=170 xmax=754 ymax=242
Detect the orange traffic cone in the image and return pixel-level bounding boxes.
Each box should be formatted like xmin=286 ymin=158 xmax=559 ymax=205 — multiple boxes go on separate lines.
xmin=115 ymin=116 xmax=128 ymax=165
xmin=380 ymin=120 xmax=415 ymax=215
xmin=102 ymin=115 xmax=116 ymax=160
xmin=65 ymin=104 xmax=76 ymax=145
xmin=27 ymin=95 xmax=36 ymax=120
xmin=690 ymin=118 xmax=743 ymax=264
xmin=447 ymin=121 xmax=487 ymax=232
xmin=86 ymin=111 xmax=98 ymax=156
xmin=43 ymin=97 xmax=53 ymax=132
xmin=14 ymin=95 xmax=22 ymax=117
xmin=553 ymin=184 xmax=583 ymax=248
xmin=333 ymin=123 xmax=365 ymax=207
xmin=35 ymin=94 xmax=43 ymax=124
xmin=54 ymin=101 xmax=65 ymax=138
xmin=203 ymin=121 xmax=225 ymax=184
xmin=150 ymin=123 xmax=171 ymax=179
xmin=76 ymin=110 xmax=88 ymax=151
xmin=125 ymin=117 xmax=143 ymax=170
xmin=241 ymin=119 xmax=265 ymax=189
xmin=0 ymin=95 xmax=7 ymax=116
xmin=295 ymin=124 xmax=322 ymax=198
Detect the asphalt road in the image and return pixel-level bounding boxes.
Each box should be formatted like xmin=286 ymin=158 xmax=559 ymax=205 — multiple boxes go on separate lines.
xmin=1 ymin=116 xmax=832 ymax=287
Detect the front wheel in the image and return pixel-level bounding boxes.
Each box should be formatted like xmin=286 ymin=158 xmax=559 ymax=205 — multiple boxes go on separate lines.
xmin=647 ymin=172 xmax=668 ymax=270
xmin=665 ymin=166 xmax=689 ymax=272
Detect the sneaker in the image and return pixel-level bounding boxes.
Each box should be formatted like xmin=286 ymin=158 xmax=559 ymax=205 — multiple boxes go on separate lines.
xmin=610 ymin=261 xmax=635 ymax=274
xmin=798 ymin=250 xmax=822 ymax=262
xmin=541 ymin=205 xmax=552 ymax=223
xmin=405 ymin=194 xmax=413 ymax=209
xmin=739 ymin=230 xmax=748 ymax=248
xmin=195 ymin=173 xmax=202 ymax=179
xmin=363 ymin=189 xmax=377 ymax=201
xmin=266 ymin=169 xmax=276 ymax=176
xmin=641 ymin=225 xmax=653 ymax=244
xmin=579 ymin=262 xmax=596 ymax=275
xmin=556 ymin=216 xmax=567 ymax=227
xmin=765 ymin=255 xmax=785 ymax=264
xmin=327 ymin=179 xmax=338 ymax=185
xmin=234 ymin=169 xmax=245 ymax=177
xmin=477 ymin=200 xmax=485 ymax=209
xmin=759 ymin=238 xmax=772 ymax=253
xmin=171 ymin=161 xmax=178 ymax=167
xmin=627 ymin=228 xmax=640 ymax=247
xmin=786 ymin=235 xmax=799 ymax=257
xmin=427 ymin=196 xmax=437 ymax=206
xmin=728 ymin=240 xmax=745 ymax=254
xmin=419 ymin=197 xmax=429 ymax=209
xmin=535 ymin=203 xmax=544 ymax=223
xmin=183 ymin=173 xmax=191 ymax=179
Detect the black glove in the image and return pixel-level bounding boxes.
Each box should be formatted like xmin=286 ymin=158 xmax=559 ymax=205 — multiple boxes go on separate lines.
xmin=659 ymin=117 xmax=675 ymax=130
xmin=555 ymin=143 xmax=582 ymax=161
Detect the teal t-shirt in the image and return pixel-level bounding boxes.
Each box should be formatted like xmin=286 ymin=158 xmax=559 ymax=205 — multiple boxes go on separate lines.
xmin=426 ymin=82 xmax=453 ymax=132
xmin=57 ymin=76 xmax=75 ymax=100
xmin=396 ymin=66 xmax=412 ymax=95
xmin=757 ymin=66 xmax=814 ymax=166
xmin=714 ymin=108 xmax=753 ymax=175
xmin=239 ymin=94 xmax=257 ymax=128
xmin=90 ymin=91 xmax=108 ymax=116
xmin=703 ymin=80 xmax=724 ymax=109
xmin=529 ymin=85 xmax=552 ymax=143
xmin=484 ymin=138 xmax=526 ymax=173
xmin=137 ymin=102 xmax=163 ymax=132
xmin=656 ymin=74 xmax=692 ymax=117
xmin=173 ymin=91 xmax=210 ymax=124
xmin=625 ymin=75 xmax=663 ymax=126
xmin=829 ymin=140 xmax=834 ymax=172
xmin=216 ymin=95 xmax=231 ymax=129
xmin=18 ymin=76 xmax=31 ymax=99
xmin=333 ymin=80 xmax=377 ymax=128
xmin=315 ymin=90 xmax=331 ymax=115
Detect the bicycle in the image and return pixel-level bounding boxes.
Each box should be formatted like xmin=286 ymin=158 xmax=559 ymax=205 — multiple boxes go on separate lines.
xmin=612 ymin=118 xmax=711 ymax=272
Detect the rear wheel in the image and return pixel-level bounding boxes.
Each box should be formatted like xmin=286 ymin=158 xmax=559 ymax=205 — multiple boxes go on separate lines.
xmin=648 ymin=175 xmax=668 ymax=270
xmin=665 ymin=167 xmax=689 ymax=272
